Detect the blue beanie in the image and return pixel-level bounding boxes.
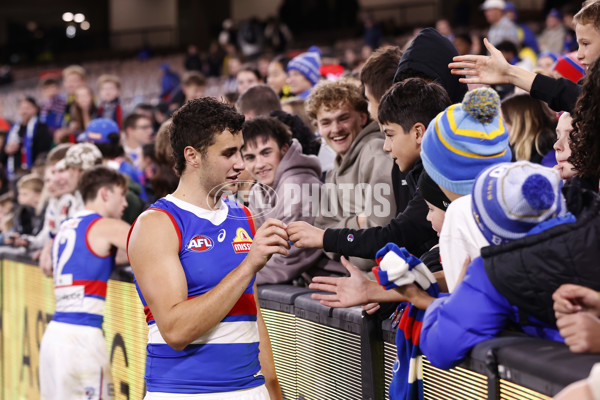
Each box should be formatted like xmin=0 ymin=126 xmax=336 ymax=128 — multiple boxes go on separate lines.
xmin=421 ymin=87 xmax=512 ymax=195
xmin=78 ymin=118 xmax=120 ymax=144
xmin=539 ymin=51 xmax=559 ymax=63
xmin=471 ymin=161 xmax=566 ymax=245
xmin=287 ymin=46 xmax=322 ymax=86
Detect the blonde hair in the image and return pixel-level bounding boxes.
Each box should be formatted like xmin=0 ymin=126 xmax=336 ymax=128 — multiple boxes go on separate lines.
xmin=281 ymin=98 xmax=313 ymax=130
xmin=574 ymin=0 xmax=600 ymax=30
xmin=97 ymin=74 xmax=121 ymax=90
xmin=501 ymin=94 xmax=556 ymax=161
xmin=47 ymin=143 xmax=74 ymax=165
xmin=17 ymin=174 xmax=43 ymax=193
xmin=62 ymin=65 xmax=86 ymax=80
xmin=305 ymin=79 xmax=368 ymax=121
xmin=0 ymin=192 xmax=12 ymax=208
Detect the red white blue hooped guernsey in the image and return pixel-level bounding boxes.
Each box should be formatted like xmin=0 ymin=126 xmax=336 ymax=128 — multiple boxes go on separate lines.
xmin=52 ymin=210 xmax=115 ymax=328
xmin=130 ymin=194 xmax=264 ymax=394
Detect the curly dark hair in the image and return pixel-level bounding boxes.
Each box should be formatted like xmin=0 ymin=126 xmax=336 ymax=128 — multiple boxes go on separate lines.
xmin=170 ymin=97 xmax=245 ymax=175
xmin=569 ymin=57 xmax=600 ymax=180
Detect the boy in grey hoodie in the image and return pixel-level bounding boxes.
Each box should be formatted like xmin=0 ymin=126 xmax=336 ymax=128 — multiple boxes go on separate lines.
xmin=243 ymin=116 xmax=344 ymax=284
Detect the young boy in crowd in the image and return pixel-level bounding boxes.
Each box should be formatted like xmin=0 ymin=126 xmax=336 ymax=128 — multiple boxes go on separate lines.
xmin=14 ymin=173 xmax=44 ymax=235
xmin=97 ymin=74 xmax=123 ymax=129
xmin=359 ymin=46 xmax=409 ymax=214
xmin=243 ymin=116 xmax=344 ymax=285
xmin=299 ymin=78 xmax=398 ymax=270
xmin=236 ymin=66 xmax=262 ymax=94
xmin=169 ymin=71 xmax=206 ymax=113
xmin=236 ymin=84 xmax=282 ymax=120
xmin=39 ymin=77 xmax=66 ymax=137
xmin=286 ymin=46 xmax=321 ymax=99
xmin=0 ymin=174 xmax=44 ymax=254
xmin=416 ymin=161 xmax=574 ymax=369
xmin=122 ymin=113 xmax=154 ymax=173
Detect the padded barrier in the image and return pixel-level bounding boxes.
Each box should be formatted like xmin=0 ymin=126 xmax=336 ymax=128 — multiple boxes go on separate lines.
xmin=3 ymin=255 xmax=600 ymax=400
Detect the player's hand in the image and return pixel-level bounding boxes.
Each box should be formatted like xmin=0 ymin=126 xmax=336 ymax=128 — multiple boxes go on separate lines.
xmin=553 ymin=284 xmax=600 ymax=319
xmin=556 ymin=312 xmax=600 ymax=353
xmin=309 ymin=256 xmax=369 ymax=308
xmin=287 ymin=221 xmax=324 ymax=249
xmin=448 ymin=38 xmax=510 ymax=85
xmin=244 ymin=218 xmax=289 ymax=273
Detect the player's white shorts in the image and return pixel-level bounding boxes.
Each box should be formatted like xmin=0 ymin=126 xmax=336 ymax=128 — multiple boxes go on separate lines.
xmin=144 ymin=384 xmax=270 ymax=399
xmin=39 ymin=320 xmax=114 ymax=400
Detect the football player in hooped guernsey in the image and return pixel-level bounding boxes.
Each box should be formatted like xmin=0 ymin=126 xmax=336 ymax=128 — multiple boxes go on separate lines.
xmin=127 ymin=98 xmax=286 ymax=399
xmin=39 ymin=166 xmax=130 ymax=400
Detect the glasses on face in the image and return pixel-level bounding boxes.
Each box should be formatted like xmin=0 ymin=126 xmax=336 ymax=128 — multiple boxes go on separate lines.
xmin=135 ymin=124 xmax=153 ymax=130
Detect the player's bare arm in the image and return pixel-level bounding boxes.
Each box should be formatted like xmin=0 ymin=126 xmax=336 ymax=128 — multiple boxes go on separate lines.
xmin=129 ymin=211 xmax=289 ymax=351
xmin=87 ymin=218 xmax=131 ymax=256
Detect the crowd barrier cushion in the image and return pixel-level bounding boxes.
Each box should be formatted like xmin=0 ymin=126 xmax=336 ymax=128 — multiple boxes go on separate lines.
xmin=292 ymin=292 xmax=368 ymax=400
xmin=495 ymin=337 xmax=600 ymax=398
xmin=4 ymin=257 xmax=600 ymax=400
xmin=257 ymin=284 xmax=313 ymax=400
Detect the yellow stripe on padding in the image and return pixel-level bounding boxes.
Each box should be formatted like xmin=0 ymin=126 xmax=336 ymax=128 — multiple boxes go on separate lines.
xmin=445 ymin=104 xmax=506 ymax=139
xmin=435 ymin=114 xmax=508 ymax=159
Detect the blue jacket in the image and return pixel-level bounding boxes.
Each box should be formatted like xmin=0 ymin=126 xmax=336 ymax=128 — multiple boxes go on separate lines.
xmin=420 ymin=257 xmax=562 ymax=370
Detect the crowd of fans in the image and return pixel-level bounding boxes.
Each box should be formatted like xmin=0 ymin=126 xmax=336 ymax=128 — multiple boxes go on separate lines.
xmin=3 ymin=0 xmax=600 ymax=398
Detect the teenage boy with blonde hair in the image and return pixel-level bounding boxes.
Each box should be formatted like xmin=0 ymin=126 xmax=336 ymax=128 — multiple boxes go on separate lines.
xmin=302 ymin=79 xmax=396 ymax=269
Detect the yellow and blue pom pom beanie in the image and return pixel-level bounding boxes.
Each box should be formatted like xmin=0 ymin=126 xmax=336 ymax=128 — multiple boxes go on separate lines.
xmin=420 ymin=87 xmax=512 ymax=195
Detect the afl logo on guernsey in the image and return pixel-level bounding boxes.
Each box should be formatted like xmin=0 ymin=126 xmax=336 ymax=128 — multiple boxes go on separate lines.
xmin=186 ymin=235 xmax=214 ymax=252
xmin=232 ymin=228 xmax=252 ymax=253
